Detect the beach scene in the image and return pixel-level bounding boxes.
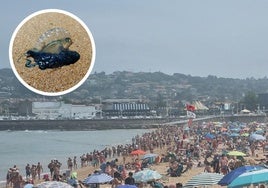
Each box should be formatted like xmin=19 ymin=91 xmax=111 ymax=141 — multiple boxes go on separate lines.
xmin=1 ymin=119 xmax=268 ymax=188
xmin=2 ymin=1 xmax=268 ymax=188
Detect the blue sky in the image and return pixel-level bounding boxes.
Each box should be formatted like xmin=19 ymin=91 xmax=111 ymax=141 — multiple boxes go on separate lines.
xmin=2 ymin=1 xmax=268 ymax=78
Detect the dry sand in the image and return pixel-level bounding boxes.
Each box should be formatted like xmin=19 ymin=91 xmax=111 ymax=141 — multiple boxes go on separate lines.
xmin=73 ymin=149 xmax=222 ymax=188
xmin=73 ymin=142 xmax=266 ymax=188
xmin=11 ymin=11 xmax=93 ymax=93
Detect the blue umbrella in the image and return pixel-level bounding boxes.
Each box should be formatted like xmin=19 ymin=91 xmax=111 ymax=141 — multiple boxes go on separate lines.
xmin=24 ymin=184 xmax=33 ymax=188
xmin=230 ymin=128 xmax=241 ymax=132
xmin=218 ymin=165 xmax=264 ymax=186
xmin=228 ymin=169 xmax=268 ymax=188
xmin=83 ymin=173 xmax=114 ymax=184
xmin=117 ymin=185 xmax=137 ymax=188
xmin=205 ymin=133 xmax=215 ymax=140
xmin=255 ymin=130 xmax=264 ymax=134
xmin=229 ymin=133 xmax=240 ymax=137
xmin=250 ymin=133 xmax=266 ymax=141
xmin=142 ymin=153 xmax=158 ymax=159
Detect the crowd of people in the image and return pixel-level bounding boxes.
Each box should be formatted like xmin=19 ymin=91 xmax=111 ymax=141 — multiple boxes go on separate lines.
xmin=4 ymin=120 xmax=268 ymax=188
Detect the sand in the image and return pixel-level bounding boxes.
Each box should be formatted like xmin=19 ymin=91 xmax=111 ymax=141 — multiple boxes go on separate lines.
xmin=73 ymin=147 xmax=223 ymax=188
xmin=5 ymin=125 xmax=267 ymax=188
xmin=11 ymin=11 xmax=93 ymax=94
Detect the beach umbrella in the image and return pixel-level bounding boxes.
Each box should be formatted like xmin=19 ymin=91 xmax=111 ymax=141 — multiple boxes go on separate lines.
xmin=83 ymin=173 xmax=114 ymax=184
xmin=241 ymin=133 xmax=249 ymax=137
xmin=183 ymin=172 xmax=224 ymax=187
xmin=229 ymin=133 xmax=240 ymax=137
xmin=204 ymin=133 xmax=215 ymax=140
xmin=36 ymin=181 xmax=73 ymax=188
xmin=230 ymin=128 xmax=241 ymax=132
xmin=24 ymin=184 xmax=33 ymax=188
xmin=228 ymin=169 xmax=268 ymax=188
xmin=117 ymin=185 xmax=137 ymax=188
xmin=227 ymin=151 xmax=246 ymax=156
xmin=130 ymin=149 xmax=146 ymax=155
xmin=133 ymin=169 xmax=162 ymax=183
xmin=142 ymin=153 xmax=158 ymax=159
xmin=218 ymin=165 xmax=264 ymax=186
xmin=255 ymin=130 xmax=264 ymax=134
xmin=250 ymin=133 xmax=266 ymax=141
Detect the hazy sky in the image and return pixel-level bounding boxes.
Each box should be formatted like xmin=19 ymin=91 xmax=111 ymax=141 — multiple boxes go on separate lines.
xmin=2 ymin=1 xmax=268 ymax=79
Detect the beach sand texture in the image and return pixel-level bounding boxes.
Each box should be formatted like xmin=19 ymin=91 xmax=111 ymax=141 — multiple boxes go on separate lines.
xmin=12 ymin=11 xmax=93 ymax=93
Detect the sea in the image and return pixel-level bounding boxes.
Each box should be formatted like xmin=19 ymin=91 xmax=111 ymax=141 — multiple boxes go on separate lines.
xmin=0 ymin=129 xmax=151 ymax=182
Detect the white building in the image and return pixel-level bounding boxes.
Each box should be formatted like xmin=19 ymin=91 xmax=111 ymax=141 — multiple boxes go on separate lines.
xmin=32 ymin=102 xmax=96 ymax=120
xmin=71 ymin=105 xmax=96 ymax=119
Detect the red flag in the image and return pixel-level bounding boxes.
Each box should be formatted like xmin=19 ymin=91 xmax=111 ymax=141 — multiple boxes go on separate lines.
xmin=186 ymin=104 xmax=195 ymax=111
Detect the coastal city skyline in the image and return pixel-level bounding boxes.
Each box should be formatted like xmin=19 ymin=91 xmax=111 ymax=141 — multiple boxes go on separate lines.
xmin=1 ymin=1 xmax=268 ymax=79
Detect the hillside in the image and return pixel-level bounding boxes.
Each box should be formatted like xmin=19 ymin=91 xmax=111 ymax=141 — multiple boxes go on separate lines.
xmin=1 ymin=69 xmax=268 ymax=105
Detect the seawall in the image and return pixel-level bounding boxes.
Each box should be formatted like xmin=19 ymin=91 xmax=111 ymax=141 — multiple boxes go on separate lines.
xmin=0 ymin=114 xmax=266 ymax=131
xmin=0 ymin=118 xmax=169 ymax=131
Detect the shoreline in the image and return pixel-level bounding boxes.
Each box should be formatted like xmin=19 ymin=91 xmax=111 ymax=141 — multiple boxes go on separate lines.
xmin=2 ymin=119 xmax=268 ymax=188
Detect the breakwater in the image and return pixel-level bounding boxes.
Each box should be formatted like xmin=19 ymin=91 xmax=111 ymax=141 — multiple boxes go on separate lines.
xmin=0 ymin=114 xmax=266 ymax=131
xmin=0 ymin=118 xmax=169 ymax=131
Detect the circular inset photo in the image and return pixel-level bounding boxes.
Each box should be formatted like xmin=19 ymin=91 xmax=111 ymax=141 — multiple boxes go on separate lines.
xmin=9 ymin=9 xmax=95 ymax=96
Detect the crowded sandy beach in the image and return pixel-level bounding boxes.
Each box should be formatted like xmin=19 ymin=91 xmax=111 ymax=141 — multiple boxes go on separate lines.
xmin=4 ymin=120 xmax=268 ymax=188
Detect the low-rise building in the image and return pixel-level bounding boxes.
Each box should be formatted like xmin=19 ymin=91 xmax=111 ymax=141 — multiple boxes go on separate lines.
xmin=32 ymin=101 xmax=96 ymax=120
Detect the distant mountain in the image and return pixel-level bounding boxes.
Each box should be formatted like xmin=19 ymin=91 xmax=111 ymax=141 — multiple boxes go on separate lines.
xmin=1 ymin=69 xmax=268 ymax=104
xmin=0 ymin=68 xmax=34 ymax=97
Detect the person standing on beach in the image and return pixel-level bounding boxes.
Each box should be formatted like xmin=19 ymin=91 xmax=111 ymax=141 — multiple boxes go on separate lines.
xmin=67 ymin=157 xmax=73 ymax=171
xmin=48 ymin=160 xmax=54 ymax=177
xmin=220 ymin=154 xmax=229 ymax=175
xmin=31 ymin=164 xmax=37 ymax=180
xmin=73 ymin=156 xmax=78 ymax=169
xmin=25 ymin=164 xmax=31 ymax=178
xmin=10 ymin=170 xmax=22 ymax=188
xmin=36 ymin=162 xmax=43 ymax=180
xmin=6 ymin=169 xmax=12 ymax=188
xmin=124 ymin=172 xmax=135 ymax=185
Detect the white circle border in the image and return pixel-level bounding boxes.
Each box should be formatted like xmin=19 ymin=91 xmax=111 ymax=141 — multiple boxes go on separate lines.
xmin=9 ymin=9 xmax=96 ymax=96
